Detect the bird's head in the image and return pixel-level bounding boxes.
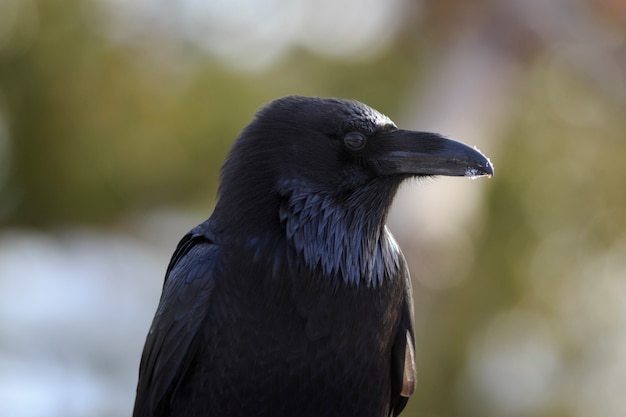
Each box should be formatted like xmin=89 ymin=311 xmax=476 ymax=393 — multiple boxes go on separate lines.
xmin=215 ymin=96 xmax=492 ymax=225
xmin=212 ymin=96 xmax=493 ymax=285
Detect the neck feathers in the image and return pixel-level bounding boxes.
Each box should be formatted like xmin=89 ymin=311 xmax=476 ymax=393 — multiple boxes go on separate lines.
xmin=278 ymin=184 xmax=402 ymax=287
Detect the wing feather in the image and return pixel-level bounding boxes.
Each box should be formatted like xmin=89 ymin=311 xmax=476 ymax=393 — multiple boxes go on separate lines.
xmin=133 ymin=226 xmax=220 ymax=417
xmin=390 ymin=266 xmax=416 ymax=417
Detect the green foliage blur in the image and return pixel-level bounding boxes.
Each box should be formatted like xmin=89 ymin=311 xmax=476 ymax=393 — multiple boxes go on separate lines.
xmin=0 ymin=0 xmax=420 ymax=226
xmin=413 ymin=68 xmax=626 ymax=417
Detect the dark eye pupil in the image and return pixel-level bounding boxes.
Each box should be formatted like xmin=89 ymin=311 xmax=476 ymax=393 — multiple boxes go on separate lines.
xmin=344 ymin=132 xmax=366 ymax=150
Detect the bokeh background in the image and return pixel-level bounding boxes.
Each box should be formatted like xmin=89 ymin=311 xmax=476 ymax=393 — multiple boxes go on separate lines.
xmin=1 ymin=0 xmax=625 ymax=416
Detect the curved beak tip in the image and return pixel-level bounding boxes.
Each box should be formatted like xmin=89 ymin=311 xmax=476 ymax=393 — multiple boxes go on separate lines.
xmin=465 ymin=147 xmax=494 ymax=179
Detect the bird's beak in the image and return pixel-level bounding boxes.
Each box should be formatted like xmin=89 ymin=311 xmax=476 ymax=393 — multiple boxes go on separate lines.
xmin=376 ymin=130 xmax=494 ymax=178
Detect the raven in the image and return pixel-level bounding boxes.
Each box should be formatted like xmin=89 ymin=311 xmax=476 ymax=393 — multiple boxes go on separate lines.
xmin=133 ymin=96 xmax=493 ymax=417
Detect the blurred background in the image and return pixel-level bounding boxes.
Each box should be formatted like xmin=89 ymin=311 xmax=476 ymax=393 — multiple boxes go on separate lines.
xmin=1 ymin=0 xmax=625 ymax=416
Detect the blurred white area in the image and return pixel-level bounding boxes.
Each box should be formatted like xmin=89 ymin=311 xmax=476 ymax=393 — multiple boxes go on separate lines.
xmin=459 ymin=310 xmax=561 ymax=416
xmin=102 ymin=0 xmax=409 ymax=69
xmin=0 ymin=212 xmax=202 ymax=417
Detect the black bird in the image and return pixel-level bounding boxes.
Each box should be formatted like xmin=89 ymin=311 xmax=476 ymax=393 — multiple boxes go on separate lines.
xmin=133 ymin=96 xmax=493 ymax=417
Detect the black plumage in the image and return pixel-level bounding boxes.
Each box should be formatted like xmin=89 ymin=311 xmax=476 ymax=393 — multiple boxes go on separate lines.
xmin=133 ymin=96 xmax=493 ymax=417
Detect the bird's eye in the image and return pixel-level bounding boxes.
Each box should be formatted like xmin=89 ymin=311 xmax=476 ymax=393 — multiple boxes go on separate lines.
xmin=343 ymin=132 xmax=367 ymax=150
